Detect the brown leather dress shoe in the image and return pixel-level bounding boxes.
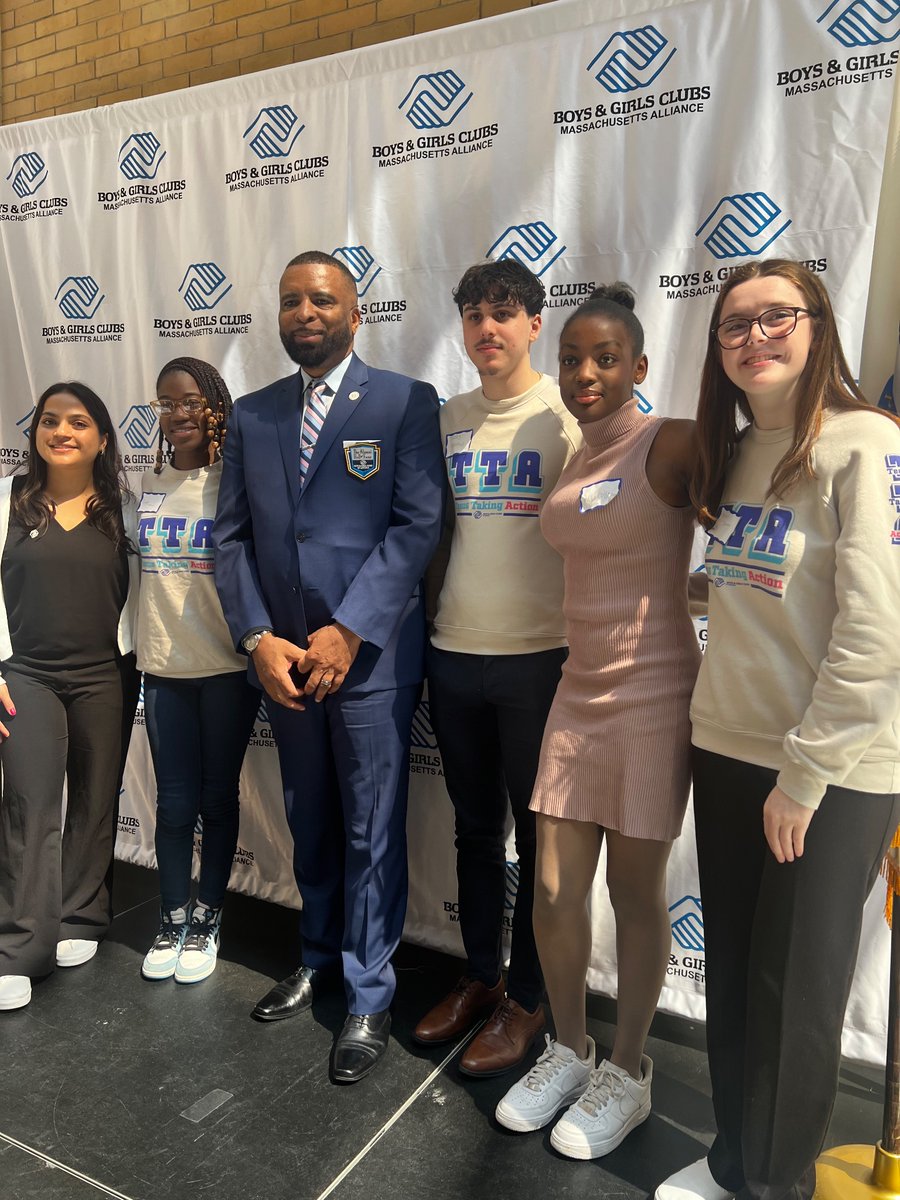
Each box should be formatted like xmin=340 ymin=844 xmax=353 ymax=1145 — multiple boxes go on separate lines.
xmin=459 ymin=996 xmax=546 ymax=1077
xmin=412 ymin=975 xmax=505 ymax=1045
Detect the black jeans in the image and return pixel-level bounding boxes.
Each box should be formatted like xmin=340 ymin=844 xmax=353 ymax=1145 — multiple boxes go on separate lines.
xmin=427 ymin=645 xmax=565 ymax=1010
xmin=144 ymin=671 xmax=259 ymax=912
xmin=693 ymin=747 xmax=900 ymax=1200
xmin=0 ymin=656 xmax=138 ymax=978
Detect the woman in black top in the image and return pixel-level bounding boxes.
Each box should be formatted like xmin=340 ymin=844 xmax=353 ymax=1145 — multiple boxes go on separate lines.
xmin=0 ymin=382 xmax=139 ymax=1012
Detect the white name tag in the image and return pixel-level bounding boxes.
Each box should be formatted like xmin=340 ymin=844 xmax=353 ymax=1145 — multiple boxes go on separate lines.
xmin=138 ymin=492 xmax=166 ymax=514
xmin=709 ymin=508 xmax=740 ymax=543
xmin=579 ymin=478 xmax=621 ymax=513
xmin=445 ymin=429 xmax=473 ymax=457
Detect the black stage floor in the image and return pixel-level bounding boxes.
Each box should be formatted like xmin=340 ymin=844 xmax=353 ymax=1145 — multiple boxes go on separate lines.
xmin=0 ymin=862 xmax=885 ymax=1200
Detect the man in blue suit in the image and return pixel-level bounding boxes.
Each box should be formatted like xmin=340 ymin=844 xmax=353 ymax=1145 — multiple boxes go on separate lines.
xmin=213 ymin=250 xmax=444 ymax=1083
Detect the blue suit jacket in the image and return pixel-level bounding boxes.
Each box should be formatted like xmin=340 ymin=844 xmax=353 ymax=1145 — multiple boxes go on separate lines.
xmin=213 ymin=353 xmax=445 ymax=694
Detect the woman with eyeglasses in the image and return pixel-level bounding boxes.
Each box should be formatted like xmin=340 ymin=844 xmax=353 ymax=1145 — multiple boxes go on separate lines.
xmin=137 ymin=357 xmax=257 ymax=985
xmin=0 ymin=382 xmax=139 ymax=1012
xmin=656 ymin=260 xmax=900 ymax=1200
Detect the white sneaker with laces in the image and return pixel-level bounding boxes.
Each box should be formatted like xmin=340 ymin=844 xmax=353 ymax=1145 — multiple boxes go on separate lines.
xmin=0 ymin=975 xmax=31 ymax=1010
xmin=56 ymin=939 xmax=98 ymax=967
xmin=655 ymin=1157 xmax=735 ymax=1200
xmin=551 ymin=1054 xmax=652 ymax=1159
xmin=142 ymin=907 xmax=189 ymax=980
xmin=174 ymin=904 xmax=222 ymax=984
xmin=495 ymin=1034 xmax=594 ymax=1132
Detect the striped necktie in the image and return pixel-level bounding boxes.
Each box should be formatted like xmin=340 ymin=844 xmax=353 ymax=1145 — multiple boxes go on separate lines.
xmin=299 ymin=379 xmax=329 ymax=482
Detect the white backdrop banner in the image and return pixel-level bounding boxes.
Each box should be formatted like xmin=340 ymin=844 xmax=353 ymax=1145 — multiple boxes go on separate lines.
xmin=0 ymin=0 xmax=897 ymax=1064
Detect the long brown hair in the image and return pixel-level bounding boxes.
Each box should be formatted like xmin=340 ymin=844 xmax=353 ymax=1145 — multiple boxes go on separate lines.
xmin=690 ymin=259 xmax=896 ymax=529
xmin=12 ymin=381 xmax=133 ymax=550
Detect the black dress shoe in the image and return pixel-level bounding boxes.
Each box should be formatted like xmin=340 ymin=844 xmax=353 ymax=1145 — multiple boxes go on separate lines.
xmin=330 ymin=1010 xmax=391 ymax=1083
xmin=251 ymin=965 xmax=337 ymax=1022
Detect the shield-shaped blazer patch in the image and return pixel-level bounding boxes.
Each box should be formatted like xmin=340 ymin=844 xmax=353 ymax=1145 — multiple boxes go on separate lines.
xmin=343 ymin=440 xmax=381 ymax=480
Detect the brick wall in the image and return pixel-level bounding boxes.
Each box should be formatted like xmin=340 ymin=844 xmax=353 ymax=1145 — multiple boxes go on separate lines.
xmin=0 ymin=0 xmax=553 ymax=125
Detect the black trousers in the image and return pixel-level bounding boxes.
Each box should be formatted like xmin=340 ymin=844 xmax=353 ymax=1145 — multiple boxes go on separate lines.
xmin=427 ymin=645 xmax=565 ymax=1011
xmin=693 ymin=747 xmax=900 ymax=1200
xmin=0 ymin=657 xmax=138 ymax=979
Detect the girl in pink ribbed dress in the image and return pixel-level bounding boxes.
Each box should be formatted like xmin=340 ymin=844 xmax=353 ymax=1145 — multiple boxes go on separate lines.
xmin=496 ymin=285 xmax=700 ymax=1160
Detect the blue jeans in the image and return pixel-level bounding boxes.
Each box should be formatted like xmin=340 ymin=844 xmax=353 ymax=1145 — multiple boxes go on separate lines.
xmin=144 ymin=672 xmax=259 ymax=911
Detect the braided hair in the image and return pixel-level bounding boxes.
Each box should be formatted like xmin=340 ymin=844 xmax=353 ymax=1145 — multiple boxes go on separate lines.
xmin=154 ymin=357 xmax=234 ymax=474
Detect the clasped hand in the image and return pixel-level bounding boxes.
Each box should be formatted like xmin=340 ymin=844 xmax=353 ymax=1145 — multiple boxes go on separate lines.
xmin=251 ymin=624 xmax=362 ymax=710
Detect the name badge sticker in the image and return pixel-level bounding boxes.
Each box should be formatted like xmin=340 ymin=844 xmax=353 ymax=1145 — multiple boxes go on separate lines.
xmin=343 ymin=440 xmax=381 ymax=480
xmin=138 ymin=492 xmax=166 ymax=514
xmin=709 ymin=508 xmax=740 ymax=544
xmin=445 ymin=430 xmax=473 ymax=457
xmin=579 ymin=478 xmax=621 ymax=513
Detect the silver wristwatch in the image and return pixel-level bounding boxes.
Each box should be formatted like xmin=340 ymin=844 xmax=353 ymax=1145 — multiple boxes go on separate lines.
xmin=241 ymin=629 xmax=272 ymax=654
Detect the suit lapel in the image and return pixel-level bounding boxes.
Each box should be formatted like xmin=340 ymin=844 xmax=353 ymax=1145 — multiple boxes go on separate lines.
xmin=302 ymin=353 xmax=369 ymax=494
xmin=275 ymin=372 xmax=302 ymax=509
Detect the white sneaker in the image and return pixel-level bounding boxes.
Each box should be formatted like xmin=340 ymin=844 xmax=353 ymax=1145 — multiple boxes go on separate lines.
xmin=0 ymin=975 xmax=31 ymax=1011
xmin=56 ymin=939 xmax=98 ymax=967
xmin=142 ymin=907 xmax=189 ymax=980
xmin=495 ymin=1034 xmax=594 ymax=1132
xmin=174 ymin=904 xmax=221 ymax=984
xmin=655 ymin=1157 xmax=735 ymax=1200
xmin=551 ymin=1054 xmax=652 ymax=1159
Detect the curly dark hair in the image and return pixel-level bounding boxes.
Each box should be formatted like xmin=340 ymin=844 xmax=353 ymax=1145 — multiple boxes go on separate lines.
xmin=154 ymin=357 xmax=234 ymax=474
xmin=453 ymin=260 xmax=546 ymax=317
xmin=11 ymin=381 xmax=133 ymax=551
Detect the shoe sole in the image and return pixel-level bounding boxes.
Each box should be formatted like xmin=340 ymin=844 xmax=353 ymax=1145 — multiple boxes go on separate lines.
xmin=251 ymin=1005 xmax=309 ymax=1021
xmin=56 ymin=947 xmax=98 ymax=968
xmin=495 ymin=1081 xmax=589 ymax=1132
xmin=550 ymin=1101 xmax=651 ymax=1160
xmin=0 ymin=993 xmax=31 ymax=1011
xmin=142 ymin=962 xmax=178 ymax=980
xmin=174 ymin=963 xmax=217 ymax=984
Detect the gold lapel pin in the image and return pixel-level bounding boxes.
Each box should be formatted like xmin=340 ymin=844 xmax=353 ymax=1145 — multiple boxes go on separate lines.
xmin=349 ymin=391 xmax=361 ymax=401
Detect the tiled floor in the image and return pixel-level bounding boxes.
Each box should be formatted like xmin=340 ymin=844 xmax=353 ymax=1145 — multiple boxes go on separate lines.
xmin=0 ymin=863 xmax=885 ymax=1200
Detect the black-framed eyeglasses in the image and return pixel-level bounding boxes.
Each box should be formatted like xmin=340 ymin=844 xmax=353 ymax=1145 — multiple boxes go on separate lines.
xmin=150 ymin=395 xmax=207 ymax=416
xmin=712 ymin=306 xmax=814 ymax=349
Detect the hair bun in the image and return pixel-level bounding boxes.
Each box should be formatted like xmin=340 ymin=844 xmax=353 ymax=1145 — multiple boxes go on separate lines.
xmin=588 ymin=282 xmax=636 ymax=311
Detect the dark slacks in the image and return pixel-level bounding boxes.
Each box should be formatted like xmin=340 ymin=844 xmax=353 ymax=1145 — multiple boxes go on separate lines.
xmin=267 ymin=683 xmax=419 ymax=1015
xmin=427 ymin=645 xmax=566 ymax=1011
xmin=693 ymin=747 xmax=900 ymax=1200
xmin=0 ymin=657 xmax=138 ymax=978
xmin=144 ymin=671 xmax=258 ymax=912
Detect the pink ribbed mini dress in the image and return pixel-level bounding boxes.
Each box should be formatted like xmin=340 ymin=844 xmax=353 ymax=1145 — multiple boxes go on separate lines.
xmin=530 ymin=398 xmax=700 ymax=840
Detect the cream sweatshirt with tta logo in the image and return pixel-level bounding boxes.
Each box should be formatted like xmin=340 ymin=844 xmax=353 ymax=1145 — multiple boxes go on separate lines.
xmin=691 ymin=407 xmax=900 ymax=808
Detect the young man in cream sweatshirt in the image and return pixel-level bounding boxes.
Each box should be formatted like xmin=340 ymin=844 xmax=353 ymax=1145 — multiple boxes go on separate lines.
xmin=413 ymin=260 xmax=581 ymax=1076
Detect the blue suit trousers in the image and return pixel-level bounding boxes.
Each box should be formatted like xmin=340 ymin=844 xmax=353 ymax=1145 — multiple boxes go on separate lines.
xmin=267 ymin=683 xmax=419 ymax=1014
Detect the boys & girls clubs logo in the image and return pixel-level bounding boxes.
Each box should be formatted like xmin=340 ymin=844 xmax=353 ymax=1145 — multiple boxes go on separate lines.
xmin=668 ymin=895 xmax=705 ymax=984
xmin=153 ymin=262 xmax=252 ymax=341
xmin=371 ymin=69 xmax=498 ymax=168
xmin=224 ymin=103 xmax=329 ymax=192
xmin=42 ymin=275 xmax=125 ymax=346
xmin=98 ymin=131 xmax=187 ymax=211
xmin=331 ymin=245 xmax=407 ymax=326
xmin=777 ymin=0 xmax=897 ymax=97
xmin=656 ymin=193 xmax=827 ymax=303
xmin=409 ymin=699 xmax=442 ymax=777
xmin=1 ymin=151 xmax=68 ymax=221
xmin=554 ymin=24 xmax=711 ymax=138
